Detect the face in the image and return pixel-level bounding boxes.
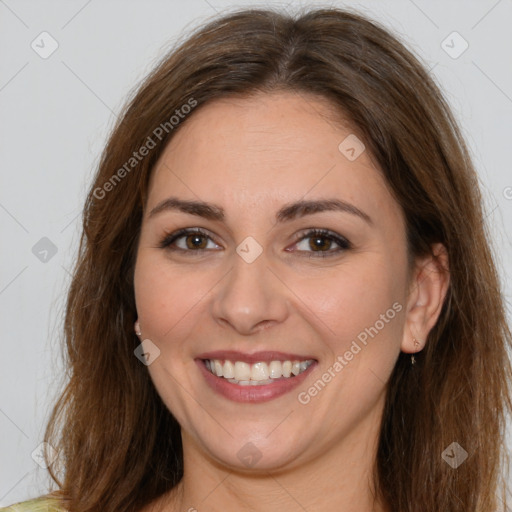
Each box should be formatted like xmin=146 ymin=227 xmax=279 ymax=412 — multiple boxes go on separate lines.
xmin=133 ymin=91 xmax=411 ymax=472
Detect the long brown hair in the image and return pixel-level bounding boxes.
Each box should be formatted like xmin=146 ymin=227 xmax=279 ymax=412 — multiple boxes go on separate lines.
xmin=43 ymin=7 xmax=512 ymax=511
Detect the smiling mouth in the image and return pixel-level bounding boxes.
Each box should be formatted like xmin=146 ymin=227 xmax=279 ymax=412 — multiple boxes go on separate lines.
xmin=202 ymin=358 xmax=315 ymax=386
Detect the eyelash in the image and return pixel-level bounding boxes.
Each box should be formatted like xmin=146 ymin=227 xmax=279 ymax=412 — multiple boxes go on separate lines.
xmin=158 ymin=228 xmax=351 ymax=258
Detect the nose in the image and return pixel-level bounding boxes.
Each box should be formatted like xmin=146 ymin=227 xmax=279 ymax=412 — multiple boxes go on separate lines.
xmin=210 ymin=251 xmax=289 ymax=335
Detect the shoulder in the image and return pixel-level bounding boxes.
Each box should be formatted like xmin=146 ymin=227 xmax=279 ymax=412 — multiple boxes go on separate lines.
xmin=0 ymin=496 xmax=67 ymax=511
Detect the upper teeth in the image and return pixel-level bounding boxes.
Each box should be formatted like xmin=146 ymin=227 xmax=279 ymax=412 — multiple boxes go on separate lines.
xmin=205 ymin=359 xmax=314 ymax=384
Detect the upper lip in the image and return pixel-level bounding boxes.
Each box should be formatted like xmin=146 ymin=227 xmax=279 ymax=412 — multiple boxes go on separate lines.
xmin=196 ymin=350 xmax=317 ymax=364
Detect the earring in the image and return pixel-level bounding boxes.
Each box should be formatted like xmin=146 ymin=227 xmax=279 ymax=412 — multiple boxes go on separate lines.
xmin=411 ymin=338 xmax=421 ymax=366
xmin=134 ymin=321 xmax=141 ymax=337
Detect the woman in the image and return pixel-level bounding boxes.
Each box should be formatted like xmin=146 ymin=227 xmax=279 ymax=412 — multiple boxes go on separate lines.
xmin=3 ymin=6 xmax=510 ymax=512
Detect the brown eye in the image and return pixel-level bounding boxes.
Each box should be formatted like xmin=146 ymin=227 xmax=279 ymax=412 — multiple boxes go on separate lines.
xmin=184 ymin=233 xmax=208 ymax=250
xmin=293 ymin=229 xmax=351 ymax=258
xmin=308 ymin=236 xmax=333 ymax=251
xmin=158 ymin=228 xmax=221 ymax=252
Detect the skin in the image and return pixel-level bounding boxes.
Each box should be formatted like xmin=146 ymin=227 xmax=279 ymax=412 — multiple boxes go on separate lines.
xmin=133 ymin=91 xmax=450 ymax=512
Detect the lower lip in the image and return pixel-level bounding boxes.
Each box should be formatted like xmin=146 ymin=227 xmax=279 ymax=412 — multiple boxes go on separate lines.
xmin=196 ymin=359 xmax=317 ymax=403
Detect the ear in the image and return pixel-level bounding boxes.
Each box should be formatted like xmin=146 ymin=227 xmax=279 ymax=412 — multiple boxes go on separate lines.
xmin=401 ymin=243 xmax=450 ymax=354
xmin=134 ymin=319 xmax=141 ymax=337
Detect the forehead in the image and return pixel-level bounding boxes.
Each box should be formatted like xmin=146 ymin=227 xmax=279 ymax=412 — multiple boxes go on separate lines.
xmin=146 ymin=91 xmax=403 ymax=231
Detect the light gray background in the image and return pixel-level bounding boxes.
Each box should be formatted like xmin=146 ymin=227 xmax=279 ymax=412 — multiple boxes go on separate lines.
xmin=1 ymin=0 xmax=511 ymax=506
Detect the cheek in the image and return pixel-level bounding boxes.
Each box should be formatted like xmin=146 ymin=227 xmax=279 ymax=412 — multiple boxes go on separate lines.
xmin=294 ymin=260 xmax=405 ymax=425
xmin=133 ymin=252 xmax=208 ymax=414
xmin=133 ymin=251 xmax=212 ymax=341
xmin=297 ymin=257 xmax=405 ymax=357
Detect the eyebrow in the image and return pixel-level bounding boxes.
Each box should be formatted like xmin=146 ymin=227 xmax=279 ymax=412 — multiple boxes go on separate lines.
xmin=148 ymin=197 xmax=372 ymax=225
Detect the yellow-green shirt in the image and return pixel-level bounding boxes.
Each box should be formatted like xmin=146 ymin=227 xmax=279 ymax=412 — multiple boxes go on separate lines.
xmin=0 ymin=497 xmax=66 ymax=511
